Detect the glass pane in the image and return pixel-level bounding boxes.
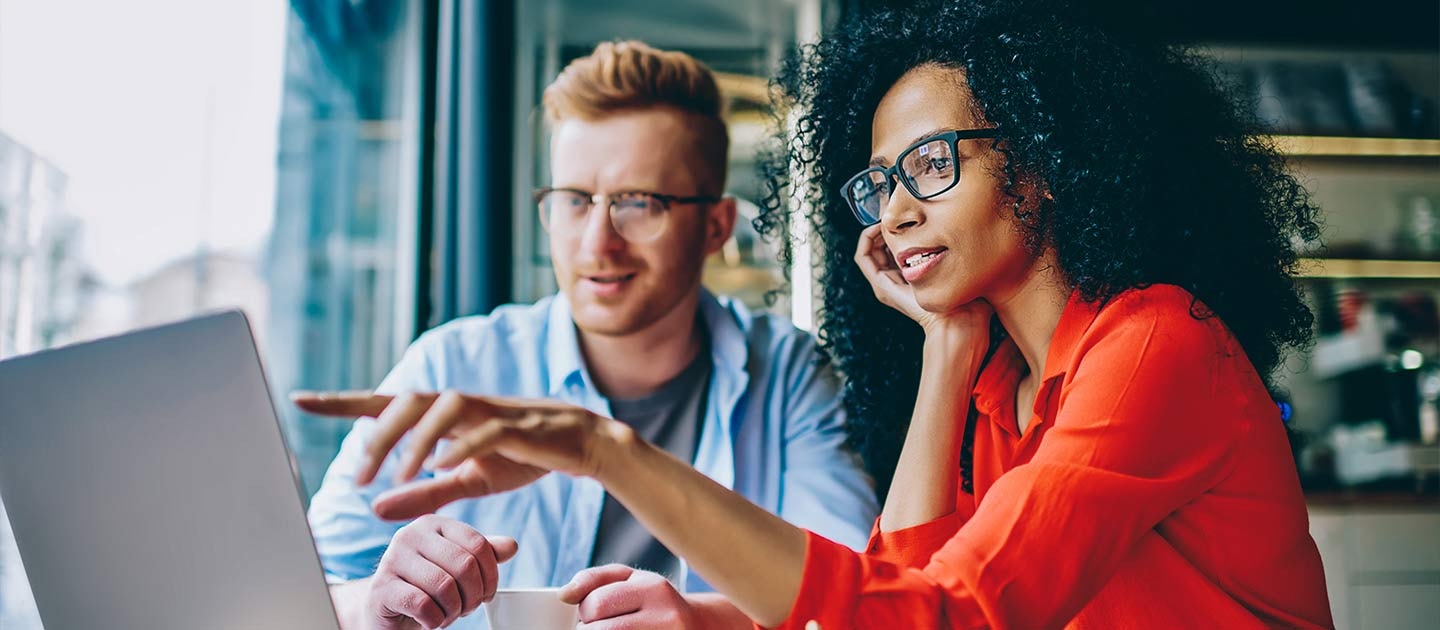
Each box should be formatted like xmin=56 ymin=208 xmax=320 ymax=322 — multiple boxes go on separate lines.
xmin=266 ymin=0 xmax=422 ymax=499
xmin=0 ymin=0 xmax=420 ymax=626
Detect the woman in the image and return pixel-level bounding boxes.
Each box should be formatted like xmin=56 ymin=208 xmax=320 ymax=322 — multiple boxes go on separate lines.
xmin=297 ymin=1 xmax=1334 ymax=627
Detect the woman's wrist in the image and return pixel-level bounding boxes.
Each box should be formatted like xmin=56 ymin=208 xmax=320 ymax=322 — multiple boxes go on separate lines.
xmin=922 ymin=322 xmax=988 ymax=367
xmin=590 ymin=417 xmax=643 ymax=485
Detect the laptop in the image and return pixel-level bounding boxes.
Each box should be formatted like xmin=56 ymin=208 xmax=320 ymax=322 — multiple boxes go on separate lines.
xmin=0 ymin=311 xmax=341 ymax=630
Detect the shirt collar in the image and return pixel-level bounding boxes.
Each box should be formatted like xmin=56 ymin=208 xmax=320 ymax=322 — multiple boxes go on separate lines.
xmin=1039 ymin=288 xmax=1104 ymax=383
xmin=545 ymin=292 xmax=585 ymax=396
xmin=972 ymin=288 xmax=1102 ymax=417
xmin=544 ymin=290 xmax=750 ymax=398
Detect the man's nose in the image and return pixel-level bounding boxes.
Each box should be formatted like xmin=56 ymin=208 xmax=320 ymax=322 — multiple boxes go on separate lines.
xmin=577 ymin=200 xmax=626 ymax=255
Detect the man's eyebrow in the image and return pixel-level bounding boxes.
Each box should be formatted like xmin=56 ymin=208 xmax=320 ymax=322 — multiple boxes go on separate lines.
xmin=868 ymin=127 xmax=950 ymax=167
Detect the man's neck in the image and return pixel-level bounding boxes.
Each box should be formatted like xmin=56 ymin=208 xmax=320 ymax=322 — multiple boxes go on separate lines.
xmin=576 ymin=290 xmax=706 ymax=400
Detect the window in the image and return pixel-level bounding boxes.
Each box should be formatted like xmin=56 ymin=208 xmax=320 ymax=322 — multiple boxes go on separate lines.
xmin=0 ymin=1 xmax=422 ymax=626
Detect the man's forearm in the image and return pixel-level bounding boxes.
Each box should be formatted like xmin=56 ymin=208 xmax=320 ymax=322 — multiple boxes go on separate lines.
xmin=329 ymin=578 xmax=371 ymax=630
xmin=687 ymin=593 xmax=756 ymax=630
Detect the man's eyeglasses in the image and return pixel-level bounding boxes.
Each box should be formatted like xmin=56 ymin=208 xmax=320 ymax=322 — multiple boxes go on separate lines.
xmin=534 ymin=187 xmax=720 ymax=244
xmin=841 ymin=128 xmax=999 ymax=226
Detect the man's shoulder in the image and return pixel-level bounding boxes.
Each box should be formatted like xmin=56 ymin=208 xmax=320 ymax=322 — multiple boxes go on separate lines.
xmin=709 ymin=294 xmax=828 ymax=371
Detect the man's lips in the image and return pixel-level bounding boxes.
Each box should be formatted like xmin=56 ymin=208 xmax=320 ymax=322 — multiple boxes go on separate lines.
xmin=581 ymin=272 xmax=637 ymax=283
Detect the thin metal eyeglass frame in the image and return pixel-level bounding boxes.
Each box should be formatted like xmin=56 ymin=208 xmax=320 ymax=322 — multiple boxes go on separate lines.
xmin=532 ymin=187 xmax=722 ymax=242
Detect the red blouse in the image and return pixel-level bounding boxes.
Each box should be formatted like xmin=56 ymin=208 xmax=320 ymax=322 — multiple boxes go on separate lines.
xmin=771 ymin=285 xmax=1332 ymax=629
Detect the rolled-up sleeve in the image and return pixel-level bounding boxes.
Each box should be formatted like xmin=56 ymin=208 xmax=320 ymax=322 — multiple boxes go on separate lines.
xmin=769 ymin=309 xmax=1246 ymax=629
xmin=864 ymin=502 xmax=968 ymax=568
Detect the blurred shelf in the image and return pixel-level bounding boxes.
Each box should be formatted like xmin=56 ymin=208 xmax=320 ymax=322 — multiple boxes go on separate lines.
xmin=1269 ymin=135 xmax=1440 ymax=158
xmin=703 ymin=263 xmax=779 ymax=290
xmin=714 ymin=72 xmax=770 ymax=105
xmin=1300 ymin=258 xmax=1440 ymax=279
xmin=1307 ymin=490 xmax=1440 ymax=510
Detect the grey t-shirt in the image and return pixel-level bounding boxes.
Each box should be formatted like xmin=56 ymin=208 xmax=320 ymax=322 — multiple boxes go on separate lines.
xmin=588 ymin=345 xmax=711 ymax=577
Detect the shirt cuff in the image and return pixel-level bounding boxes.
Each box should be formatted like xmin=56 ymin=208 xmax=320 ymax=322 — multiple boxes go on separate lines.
xmin=865 ymin=510 xmax=964 ymax=568
xmin=761 ymin=530 xmax=865 ymax=630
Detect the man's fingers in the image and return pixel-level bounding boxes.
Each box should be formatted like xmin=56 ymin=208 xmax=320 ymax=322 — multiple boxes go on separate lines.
xmin=400 ymin=392 xmax=469 ymax=483
xmin=359 ymin=393 xmax=434 ymax=486
xmin=574 ymin=579 xmax=644 ymax=622
xmin=432 ymin=421 xmax=512 ymax=469
xmin=434 ymin=520 xmax=519 ymax=603
xmin=394 ymin=556 xmax=465 ymax=627
xmin=290 ymin=391 xmax=394 ymax=418
xmin=375 ymin=572 xmax=450 ymax=630
xmin=488 ymin=535 xmax=519 ymax=563
xmin=372 ymin=475 xmax=488 ymax=521
xmin=559 ymin=564 xmax=635 ymax=605
xmin=435 ymin=519 xmax=517 ymax=563
xmin=414 ymin=534 xmax=486 ymax=618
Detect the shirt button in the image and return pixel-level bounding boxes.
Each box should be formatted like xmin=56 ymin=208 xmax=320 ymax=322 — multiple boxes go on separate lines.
xmin=805 ymin=621 xmax=822 ymax=630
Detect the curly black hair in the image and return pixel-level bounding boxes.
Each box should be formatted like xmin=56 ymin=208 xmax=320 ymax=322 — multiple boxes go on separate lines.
xmin=755 ymin=0 xmax=1322 ymax=498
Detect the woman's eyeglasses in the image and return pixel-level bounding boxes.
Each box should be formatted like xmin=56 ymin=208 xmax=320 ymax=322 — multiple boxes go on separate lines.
xmin=841 ymin=128 xmax=999 ymax=226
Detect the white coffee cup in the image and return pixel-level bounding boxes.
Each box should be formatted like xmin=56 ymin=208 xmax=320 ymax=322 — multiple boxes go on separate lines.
xmin=484 ymin=587 xmax=579 ymax=630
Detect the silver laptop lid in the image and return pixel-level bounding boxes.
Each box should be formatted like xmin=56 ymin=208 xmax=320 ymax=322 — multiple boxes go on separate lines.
xmin=0 ymin=310 xmax=339 ymax=630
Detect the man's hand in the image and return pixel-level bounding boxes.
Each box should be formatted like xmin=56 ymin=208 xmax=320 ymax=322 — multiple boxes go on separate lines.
xmin=560 ymin=565 xmax=753 ymax=630
xmin=361 ymin=515 xmax=518 ymax=630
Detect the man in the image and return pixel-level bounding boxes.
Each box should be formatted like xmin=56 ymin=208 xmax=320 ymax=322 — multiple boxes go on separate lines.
xmin=306 ymin=40 xmax=878 ymax=630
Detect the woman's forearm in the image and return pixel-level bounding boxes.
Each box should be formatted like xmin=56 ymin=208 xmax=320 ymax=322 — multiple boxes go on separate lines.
xmin=879 ymin=329 xmax=986 ymax=532
xmin=595 ymin=424 xmax=808 ymax=628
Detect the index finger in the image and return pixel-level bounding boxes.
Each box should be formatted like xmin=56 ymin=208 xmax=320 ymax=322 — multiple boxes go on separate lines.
xmin=854 ymin=225 xmax=892 ymax=273
xmin=372 ymin=474 xmax=495 ymax=521
xmin=853 ymin=226 xmax=906 ymax=289
xmin=290 ymin=391 xmax=394 ymax=418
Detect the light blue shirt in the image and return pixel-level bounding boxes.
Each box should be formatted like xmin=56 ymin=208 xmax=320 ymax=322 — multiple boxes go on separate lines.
xmin=307 ymin=291 xmax=879 ymax=628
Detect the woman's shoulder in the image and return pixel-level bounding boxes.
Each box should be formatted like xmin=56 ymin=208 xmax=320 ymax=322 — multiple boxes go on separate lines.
xmin=1085 ymin=284 xmax=1243 ymax=360
xmin=1102 ymin=283 xmax=1203 ymax=317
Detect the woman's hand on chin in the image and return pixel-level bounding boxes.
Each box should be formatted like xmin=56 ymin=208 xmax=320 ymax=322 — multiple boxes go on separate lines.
xmin=853 ymin=224 xmax=993 ymax=347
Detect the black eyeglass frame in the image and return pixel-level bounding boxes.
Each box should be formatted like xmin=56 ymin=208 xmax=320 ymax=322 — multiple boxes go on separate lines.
xmin=841 ymin=128 xmax=1000 ymax=226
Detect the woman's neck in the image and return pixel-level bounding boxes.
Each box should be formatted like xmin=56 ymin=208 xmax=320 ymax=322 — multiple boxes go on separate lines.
xmin=988 ymin=256 xmax=1071 ymax=381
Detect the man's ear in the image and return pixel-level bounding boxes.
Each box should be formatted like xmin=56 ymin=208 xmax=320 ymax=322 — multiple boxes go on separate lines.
xmin=703 ymin=196 xmax=738 ymax=256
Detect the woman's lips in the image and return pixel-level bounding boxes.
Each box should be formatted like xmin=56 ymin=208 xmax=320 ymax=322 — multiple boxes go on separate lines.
xmin=897 ymin=248 xmax=948 ymax=284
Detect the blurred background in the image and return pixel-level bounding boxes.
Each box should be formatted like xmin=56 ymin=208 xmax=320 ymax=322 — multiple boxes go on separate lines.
xmin=0 ymin=1 xmax=1435 ymax=628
